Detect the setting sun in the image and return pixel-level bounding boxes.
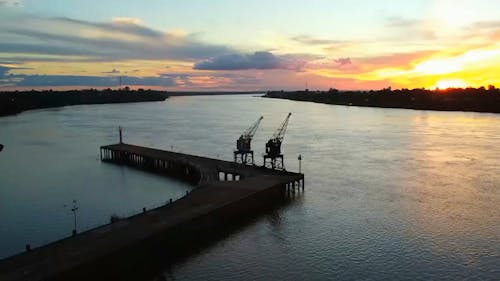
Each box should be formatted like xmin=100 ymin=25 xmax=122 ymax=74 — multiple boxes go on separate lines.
xmin=433 ymin=79 xmax=468 ymax=90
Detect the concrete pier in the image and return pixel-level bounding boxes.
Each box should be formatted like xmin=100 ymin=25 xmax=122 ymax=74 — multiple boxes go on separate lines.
xmin=0 ymin=143 xmax=304 ymax=281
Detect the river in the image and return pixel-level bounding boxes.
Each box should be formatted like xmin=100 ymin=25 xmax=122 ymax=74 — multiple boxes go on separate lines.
xmin=0 ymin=95 xmax=499 ymax=280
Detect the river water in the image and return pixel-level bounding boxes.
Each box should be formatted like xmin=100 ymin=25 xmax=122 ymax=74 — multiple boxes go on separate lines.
xmin=0 ymin=95 xmax=499 ymax=280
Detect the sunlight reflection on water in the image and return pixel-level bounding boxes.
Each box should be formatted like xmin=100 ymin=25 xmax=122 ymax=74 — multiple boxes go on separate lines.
xmin=1 ymin=95 xmax=499 ymax=280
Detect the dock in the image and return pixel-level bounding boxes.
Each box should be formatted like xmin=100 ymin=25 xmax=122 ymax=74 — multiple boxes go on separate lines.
xmin=0 ymin=143 xmax=304 ymax=281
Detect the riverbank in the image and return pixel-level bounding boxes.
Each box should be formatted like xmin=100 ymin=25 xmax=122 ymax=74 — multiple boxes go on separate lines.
xmin=0 ymin=89 xmax=168 ymax=117
xmin=265 ymin=88 xmax=500 ymax=113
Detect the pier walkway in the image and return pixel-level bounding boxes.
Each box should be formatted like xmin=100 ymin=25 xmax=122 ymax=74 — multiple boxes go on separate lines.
xmin=0 ymin=143 xmax=304 ymax=281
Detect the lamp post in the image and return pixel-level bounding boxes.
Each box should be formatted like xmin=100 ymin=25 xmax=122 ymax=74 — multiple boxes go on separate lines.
xmin=71 ymin=200 xmax=78 ymax=236
xmin=119 ymin=126 xmax=123 ymax=144
xmin=298 ymin=154 xmax=302 ymax=174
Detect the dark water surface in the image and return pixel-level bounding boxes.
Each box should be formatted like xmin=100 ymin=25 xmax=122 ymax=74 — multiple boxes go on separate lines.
xmin=1 ymin=95 xmax=499 ymax=280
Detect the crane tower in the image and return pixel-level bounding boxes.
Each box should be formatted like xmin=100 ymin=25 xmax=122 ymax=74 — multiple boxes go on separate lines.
xmin=234 ymin=116 xmax=263 ymax=165
xmin=264 ymin=113 xmax=291 ymax=170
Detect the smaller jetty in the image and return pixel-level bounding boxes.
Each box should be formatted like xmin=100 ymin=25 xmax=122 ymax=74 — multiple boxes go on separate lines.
xmin=266 ymin=87 xmax=500 ymax=114
xmin=0 ymin=88 xmax=168 ymax=117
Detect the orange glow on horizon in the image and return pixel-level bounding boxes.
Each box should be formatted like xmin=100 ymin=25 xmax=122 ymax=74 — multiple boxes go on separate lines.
xmin=432 ymin=79 xmax=468 ymax=90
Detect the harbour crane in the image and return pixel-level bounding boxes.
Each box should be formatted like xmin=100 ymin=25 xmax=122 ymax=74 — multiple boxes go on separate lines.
xmin=234 ymin=116 xmax=264 ymax=165
xmin=264 ymin=113 xmax=292 ymax=170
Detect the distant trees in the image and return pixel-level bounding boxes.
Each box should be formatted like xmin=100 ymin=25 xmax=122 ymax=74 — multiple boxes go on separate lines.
xmin=0 ymin=88 xmax=169 ymax=116
xmin=265 ymin=86 xmax=500 ymax=114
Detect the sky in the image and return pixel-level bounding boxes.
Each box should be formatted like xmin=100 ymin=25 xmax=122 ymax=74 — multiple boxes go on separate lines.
xmin=2 ymin=0 xmax=500 ymax=91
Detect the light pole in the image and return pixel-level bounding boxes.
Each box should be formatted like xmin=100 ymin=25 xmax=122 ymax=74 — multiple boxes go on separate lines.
xmin=71 ymin=200 xmax=78 ymax=236
xmin=298 ymin=154 xmax=302 ymax=174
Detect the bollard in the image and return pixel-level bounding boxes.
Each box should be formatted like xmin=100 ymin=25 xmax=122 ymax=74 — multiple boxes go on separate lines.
xmin=169 ymin=198 xmax=173 ymax=204
xmin=72 ymin=229 xmax=77 ymax=237
xmin=143 ymin=207 xmax=146 ymax=213
xmin=186 ymin=190 xmax=189 ymax=196
xmin=25 ymin=244 xmax=31 ymax=252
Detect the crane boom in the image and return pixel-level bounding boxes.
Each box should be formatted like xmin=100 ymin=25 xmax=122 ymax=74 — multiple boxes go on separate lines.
xmin=242 ymin=116 xmax=263 ymax=139
xmin=272 ymin=113 xmax=291 ymax=141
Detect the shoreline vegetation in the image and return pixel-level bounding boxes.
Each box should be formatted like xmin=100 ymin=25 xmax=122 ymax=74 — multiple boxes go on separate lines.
xmin=0 ymin=89 xmax=262 ymax=117
xmin=0 ymin=88 xmax=168 ymax=117
xmin=265 ymin=87 xmax=500 ymax=114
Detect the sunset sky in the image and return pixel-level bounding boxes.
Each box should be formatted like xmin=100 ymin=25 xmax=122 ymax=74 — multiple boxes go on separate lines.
xmin=2 ymin=0 xmax=500 ymax=91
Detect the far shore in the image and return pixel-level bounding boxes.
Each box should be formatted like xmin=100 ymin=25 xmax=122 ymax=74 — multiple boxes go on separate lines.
xmin=0 ymin=88 xmax=169 ymax=117
xmin=0 ymin=89 xmax=265 ymax=117
xmin=265 ymin=87 xmax=500 ymax=114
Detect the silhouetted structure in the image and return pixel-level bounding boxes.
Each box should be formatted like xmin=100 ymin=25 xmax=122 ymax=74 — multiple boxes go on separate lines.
xmin=264 ymin=113 xmax=292 ymax=170
xmin=0 ymin=143 xmax=304 ymax=281
xmin=0 ymin=89 xmax=168 ymax=117
xmin=234 ymin=116 xmax=263 ymax=165
xmin=265 ymin=87 xmax=500 ymax=114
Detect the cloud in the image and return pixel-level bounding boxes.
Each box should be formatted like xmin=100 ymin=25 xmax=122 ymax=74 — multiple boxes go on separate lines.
xmin=0 ymin=67 xmax=262 ymax=89
xmin=385 ymin=17 xmax=436 ymax=40
xmin=291 ymin=35 xmax=344 ymax=45
xmin=0 ymin=0 xmax=22 ymax=7
xmin=358 ymin=51 xmax=435 ymax=68
xmin=112 ymin=17 xmax=142 ymax=25
xmin=465 ymin=20 xmax=500 ymax=41
xmin=0 ymin=16 xmax=233 ymax=62
xmin=0 ymin=68 xmax=176 ymax=87
xmin=161 ymin=72 xmax=261 ymax=88
xmin=193 ymin=51 xmax=311 ymax=71
xmin=102 ymin=68 xmax=120 ymax=74
xmin=334 ymin=58 xmax=352 ymax=66
xmin=0 ymin=65 xmax=10 ymax=76
xmin=307 ymin=50 xmax=436 ymax=77
xmin=470 ymin=21 xmax=500 ymax=29
xmin=385 ymin=17 xmax=420 ymax=28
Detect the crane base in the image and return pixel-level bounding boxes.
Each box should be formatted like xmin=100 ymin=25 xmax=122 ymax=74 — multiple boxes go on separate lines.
xmin=234 ymin=151 xmax=255 ymax=165
xmin=263 ymin=155 xmax=284 ymax=170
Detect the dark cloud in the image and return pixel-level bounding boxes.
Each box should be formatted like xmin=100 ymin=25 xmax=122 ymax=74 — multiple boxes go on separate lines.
xmin=0 ymin=65 xmax=31 ymax=77
xmin=334 ymin=58 xmax=352 ymax=66
xmin=193 ymin=51 xmax=310 ymax=71
xmin=55 ymin=17 xmax=164 ymax=39
xmin=0 ymin=42 xmax=92 ymax=57
xmin=0 ymin=0 xmax=21 ymax=7
xmin=0 ymin=71 xmax=176 ymax=87
xmin=102 ymin=69 xmax=120 ymax=74
xmin=0 ymin=56 xmax=88 ymax=63
xmin=0 ymin=66 xmax=11 ymax=76
xmin=0 ymin=16 xmax=233 ymax=62
xmin=291 ymin=35 xmax=343 ymax=45
xmin=0 ymin=61 xmax=20 ymax=65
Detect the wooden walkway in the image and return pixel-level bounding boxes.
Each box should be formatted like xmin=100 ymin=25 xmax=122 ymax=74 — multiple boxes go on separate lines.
xmin=0 ymin=143 xmax=304 ymax=281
